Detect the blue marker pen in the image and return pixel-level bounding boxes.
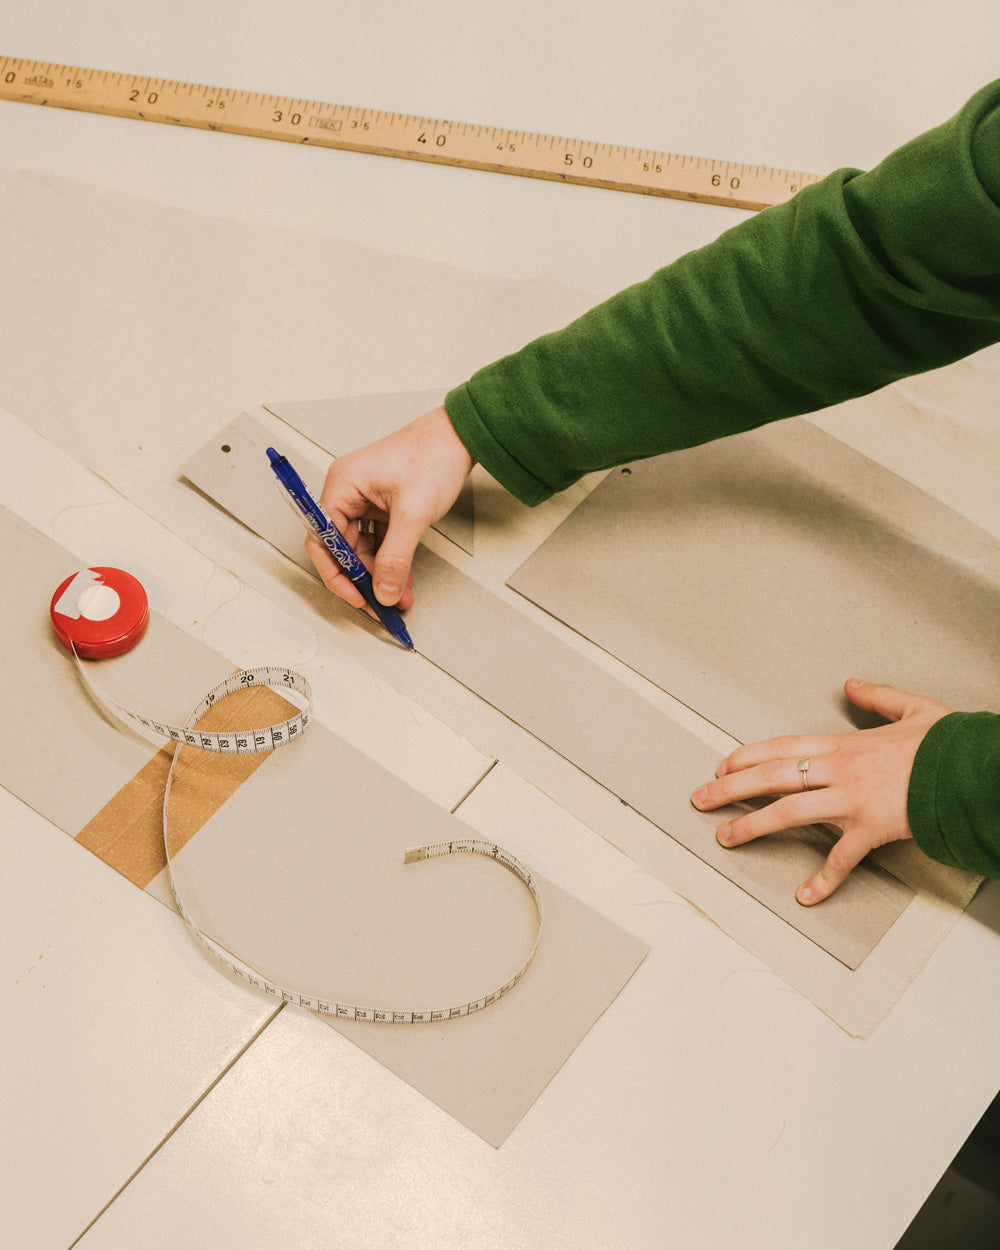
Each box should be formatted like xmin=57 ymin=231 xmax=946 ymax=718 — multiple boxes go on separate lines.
xmin=266 ymin=447 xmax=415 ymax=651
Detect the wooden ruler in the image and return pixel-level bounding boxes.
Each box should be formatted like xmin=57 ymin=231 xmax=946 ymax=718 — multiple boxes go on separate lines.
xmin=0 ymin=55 xmax=820 ymax=211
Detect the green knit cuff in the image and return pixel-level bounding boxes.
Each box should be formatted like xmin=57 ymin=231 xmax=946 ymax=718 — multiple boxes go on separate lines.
xmin=908 ymin=710 xmax=1000 ymax=877
xmin=445 ymin=381 xmax=556 ymax=505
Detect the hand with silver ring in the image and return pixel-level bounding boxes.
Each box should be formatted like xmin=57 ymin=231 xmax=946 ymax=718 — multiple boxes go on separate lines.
xmin=689 ymin=679 xmax=952 ymax=906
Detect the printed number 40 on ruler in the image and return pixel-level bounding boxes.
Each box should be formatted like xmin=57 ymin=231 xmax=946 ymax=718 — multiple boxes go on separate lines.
xmin=0 ymin=55 xmax=821 ymax=212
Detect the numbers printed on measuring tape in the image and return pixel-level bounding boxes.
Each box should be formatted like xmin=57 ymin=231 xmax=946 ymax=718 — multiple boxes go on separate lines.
xmin=71 ymin=661 xmax=313 ymax=754
xmin=0 ymin=54 xmax=821 ymax=211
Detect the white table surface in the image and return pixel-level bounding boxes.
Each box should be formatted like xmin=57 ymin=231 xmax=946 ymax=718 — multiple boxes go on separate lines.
xmin=4 ymin=5 xmax=1000 ymax=1248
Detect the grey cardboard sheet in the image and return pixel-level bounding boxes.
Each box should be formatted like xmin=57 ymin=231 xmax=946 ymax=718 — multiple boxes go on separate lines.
xmin=0 ymin=507 xmax=647 ymax=1146
xmin=262 ymin=390 xmax=476 ymax=554
xmin=508 ymin=420 xmax=1000 ymax=743
xmin=182 ymin=416 xmax=919 ymax=972
xmin=170 ymin=731 xmax=646 ymax=1147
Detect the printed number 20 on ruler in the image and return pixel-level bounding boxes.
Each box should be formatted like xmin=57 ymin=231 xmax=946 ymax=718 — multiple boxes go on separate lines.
xmin=0 ymin=56 xmax=820 ymax=211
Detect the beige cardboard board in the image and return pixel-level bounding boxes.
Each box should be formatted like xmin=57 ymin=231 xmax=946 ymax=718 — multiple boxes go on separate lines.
xmin=508 ymin=419 xmax=1000 ymax=743
xmin=263 ymin=391 xmax=476 ymax=554
xmin=181 ymin=415 xmax=918 ymax=970
xmin=0 ymin=507 xmax=647 ymax=1146
xmin=168 ymin=729 xmax=646 ymax=1147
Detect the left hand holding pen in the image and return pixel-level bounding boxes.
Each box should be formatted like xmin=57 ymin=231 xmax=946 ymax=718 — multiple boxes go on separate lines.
xmin=690 ymin=679 xmax=952 ymax=905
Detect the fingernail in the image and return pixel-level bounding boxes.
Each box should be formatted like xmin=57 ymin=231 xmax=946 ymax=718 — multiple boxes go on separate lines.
xmin=691 ymin=785 xmax=708 ymax=808
xmin=375 ymin=582 xmax=399 ymax=605
xmin=715 ymin=762 xmax=727 ymax=778
xmin=716 ymin=823 xmax=732 ymax=846
xmin=797 ymin=884 xmax=815 ymax=904
xmin=846 ymin=678 xmax=865 ymax=689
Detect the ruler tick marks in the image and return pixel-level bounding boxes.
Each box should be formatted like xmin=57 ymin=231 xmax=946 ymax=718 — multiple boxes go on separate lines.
xmin=0 ymin=54 xmax=820 ymax=210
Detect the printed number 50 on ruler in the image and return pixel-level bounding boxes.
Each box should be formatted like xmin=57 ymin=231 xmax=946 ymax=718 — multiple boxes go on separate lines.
xmin=0 ymin=56 xmax=820 ymax=212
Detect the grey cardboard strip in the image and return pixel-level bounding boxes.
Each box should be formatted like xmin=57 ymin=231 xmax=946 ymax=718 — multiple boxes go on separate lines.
xmin=182 ymin=415 xmax=917 ymax=970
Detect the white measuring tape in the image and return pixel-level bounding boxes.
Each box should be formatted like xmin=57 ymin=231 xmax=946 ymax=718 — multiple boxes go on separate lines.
xmin=52 ymin=567 xmax=542 ymax=1022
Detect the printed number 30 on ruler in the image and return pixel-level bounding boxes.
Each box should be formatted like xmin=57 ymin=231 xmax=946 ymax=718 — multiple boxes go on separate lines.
xmin=0 ymin=55 xmax=820 ymax=211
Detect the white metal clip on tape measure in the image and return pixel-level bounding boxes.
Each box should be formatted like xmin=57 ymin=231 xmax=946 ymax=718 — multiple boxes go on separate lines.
xmin=51 ymin=566 xmax=542 ymax=1022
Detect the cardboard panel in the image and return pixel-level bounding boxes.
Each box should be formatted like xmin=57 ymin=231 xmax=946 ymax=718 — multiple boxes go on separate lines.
xmin=508 ymin=420 xmax=1000 ymax=741
xmin=166 ymin=728 xmax=646 ymax=1146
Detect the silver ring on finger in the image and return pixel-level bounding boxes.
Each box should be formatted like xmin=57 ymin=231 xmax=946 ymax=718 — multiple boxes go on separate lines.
xmin=797 ymin=758 xmax=811 ymax=791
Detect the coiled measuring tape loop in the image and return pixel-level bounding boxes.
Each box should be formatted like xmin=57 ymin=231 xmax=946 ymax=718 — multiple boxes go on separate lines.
xmin=68 ymin=638 xmax=543 ymax=1023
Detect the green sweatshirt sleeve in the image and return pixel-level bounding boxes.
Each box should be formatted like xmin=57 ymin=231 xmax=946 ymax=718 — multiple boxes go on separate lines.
xmin=445 ymin=82 xmax=1000 ymax=879
xmin=445 ymin=80 xmax=1000 ymax=506
xmin=908 ymin=712 xmax=1000 ymax=877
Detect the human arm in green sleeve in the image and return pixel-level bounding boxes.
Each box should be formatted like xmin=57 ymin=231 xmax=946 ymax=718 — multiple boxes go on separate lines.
xmin=313 ymin=84 xmax=1000 ymax=898
xmin=316 ymin=81 xmax=1000 ymax=600
xmin=446 ymin=80 xmax=1000 ymax=504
